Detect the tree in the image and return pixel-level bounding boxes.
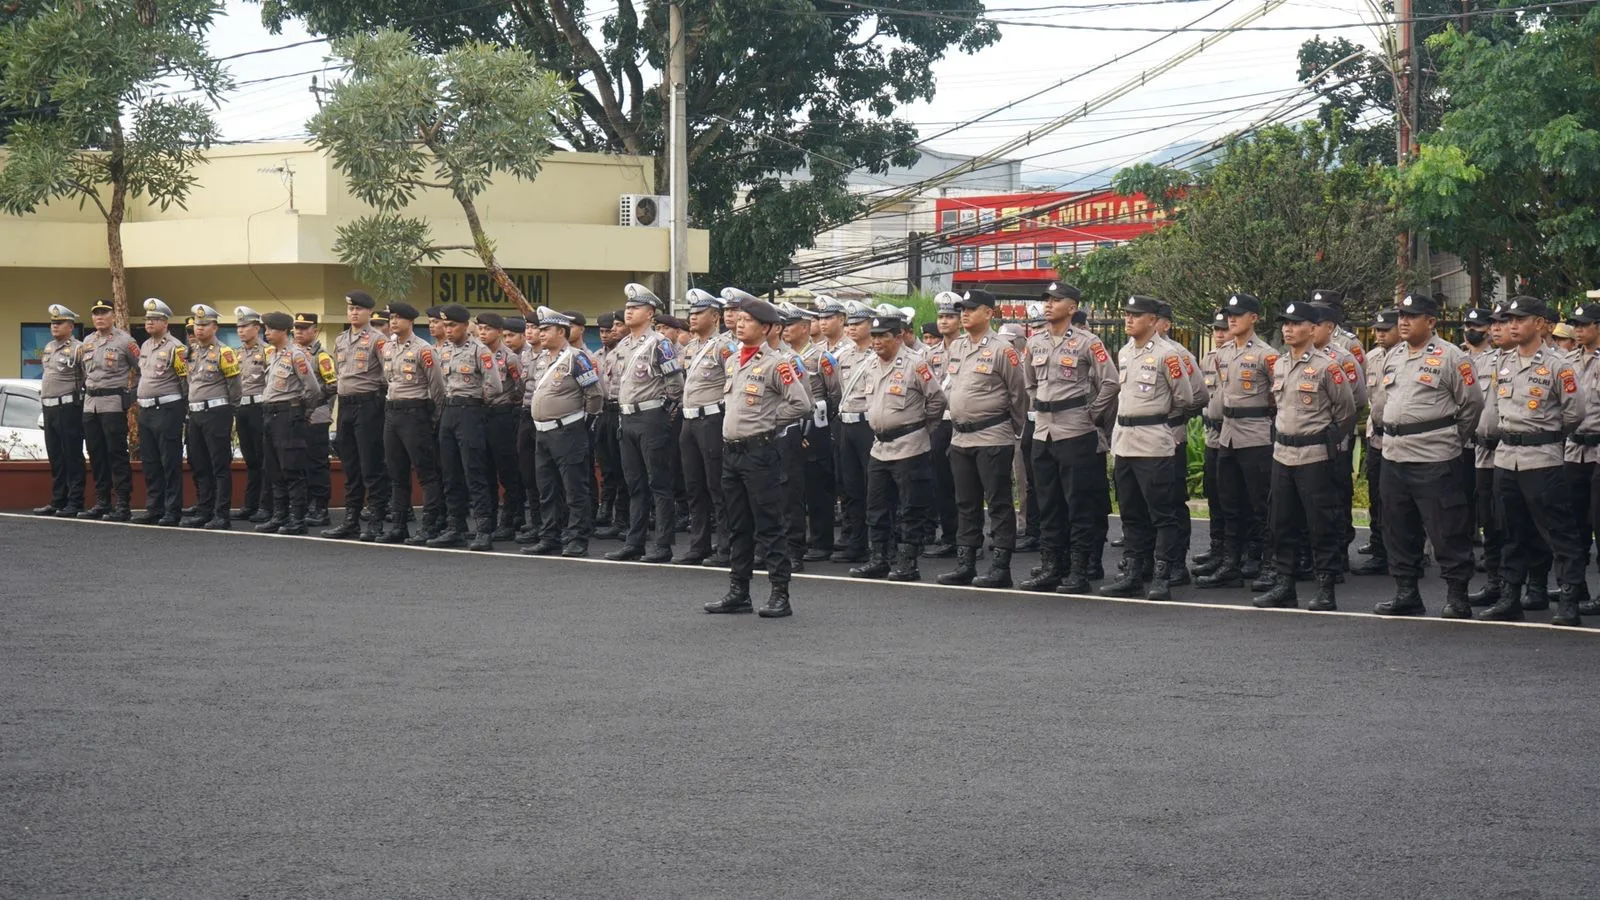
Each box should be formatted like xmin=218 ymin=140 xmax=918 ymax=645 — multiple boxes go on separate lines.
xmin=259 ymin=0 xmax=997 ymax=288
xmin=1105 ymin=120 xmax=1406 ymax=325
xmin=0 ymin=0 xmax=228 ymax=328
xmin=1400 ymin=10 xmax=1600 ymax=303
xmin=1051 ymin=243 xmax=1134 ymax=313
xmin=308 ymin=28 xmax=572 ymax=310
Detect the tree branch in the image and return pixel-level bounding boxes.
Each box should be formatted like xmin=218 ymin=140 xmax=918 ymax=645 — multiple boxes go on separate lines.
xmin=545 ymin=0 xmax=642 ymax=155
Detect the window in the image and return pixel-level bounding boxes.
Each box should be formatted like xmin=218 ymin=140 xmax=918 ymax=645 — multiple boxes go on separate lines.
xmin=997 ymin=246 xmax=1016 ymax=269
xmin=978 ymin=246 xmax=996 ymax=270
xmin=940 ymin=210 xmax=959 ymax=232
xmin=19 ymin=324 xmax=54 ymax=378
xmin=958 ymin=247 xmax=977 ymax=271
xmin=1 ymin=389 xmax=40 ymax=428
xmin=1018 ymin=246 xmax=1036 ymax=270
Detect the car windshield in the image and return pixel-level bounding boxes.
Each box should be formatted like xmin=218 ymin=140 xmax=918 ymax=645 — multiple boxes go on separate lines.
xmin=1 ymin=389 xmax=41 ymax=429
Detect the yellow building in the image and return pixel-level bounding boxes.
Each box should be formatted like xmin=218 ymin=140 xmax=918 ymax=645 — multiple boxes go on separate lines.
xmin=0 ymin=141 xmax=708 ymax=375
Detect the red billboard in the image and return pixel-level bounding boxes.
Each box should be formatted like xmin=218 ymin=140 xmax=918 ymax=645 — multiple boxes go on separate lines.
xmin=935 ymin=190 xmax=1169 ymax=284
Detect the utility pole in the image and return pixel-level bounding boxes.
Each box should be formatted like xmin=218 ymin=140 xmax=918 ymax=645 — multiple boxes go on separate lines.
xmin=668 ymin=1 xmax=689 ymax=317
xmin=1395 ymin=0 xmax=1417 ymax=293
xmin=907 ymin=232 xmax=923 ymax=294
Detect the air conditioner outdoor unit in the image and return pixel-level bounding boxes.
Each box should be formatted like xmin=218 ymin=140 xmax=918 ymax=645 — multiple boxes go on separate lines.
xmin=620 ymin=193 xmax=672 ymax=228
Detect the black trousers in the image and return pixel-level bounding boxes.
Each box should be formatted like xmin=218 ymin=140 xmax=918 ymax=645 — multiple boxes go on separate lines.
xmin=1217 ymin=444 xmax=1272 ymax=555
xmin=43 ymin=402 xmax=85 ymax=509
xmin=264 ymin=405 xmax=308 ymax=516
xmin=517 ymin=415 xmax=540 ymax=533
xmin=1171 ymin=444 xmax=1191 ymax=555
xmin=1564 ymin=461 xmax=1595 ymax=562
xmin=866 ymin=451 xmax=933 ymax=548
xmin=1113 ymin=454 xmax=1183 ymax=566
xmin=927 ymin=420 xmax=958 ymax=543
xmin=1201 ymin=444 xmax=1226 ymax=545
xmin=84 ymin=408 xmax=133 ymax=506
xmin=535 ymin=418 xmax=594 ymax=544
xmin=1380 ymin=458 xmax=1474 ymax=582
xmin=1497 ymin=465 xmax=1586 ymax=587
xmin=597 ymin=402 xmax=626 ymax=520
xmin=778 ymin=422 xmax=807 ymax=558
xmin=803 ymin=422 xmax=836 ymax=552
xmin=1366 ymin=439 xmax=1384 ymax=545
xmin=1021 ymin=418 xmax=1039 ymax=539
xmin=1330 ymin=445 xmax=1355 ymax=549
xmin=950 ymin=442 xmax=1016 ymax=550
xmin=137 ymin=402 xmax=185 ymax=518
xmin=385 ymin=404 xmax=443 ymax=526
xmin=337 ymin=395 xmax=390 ymax=517
xmin=724 ymin=437 xmax=790 ymax=584
xmin=837 ymin=420 xmax=874 ymax=552
xmin=186 ymin=406 xmax=233 ymax=518
xmin=1034 ymin=432 xmax=1106 ymax=559
xmin=619 ymin=406 xmax=675 ymax=552
xmin=438 ymin=404 xmax=492 ymax=527
xmin=484 ymin=406 xmax=523 ymax=525
xmin=236 ymin=403 xmax=266 ymax=513
xmin=304 ymin=420 xmax=331 ymax=505
xmin=679 ymin=413 xmax=726 ymax=557
xmin=1269 ymin=459 xmax=1342 ymax=576
xmin=1476 ymin=466 xmax=1502 ymax=576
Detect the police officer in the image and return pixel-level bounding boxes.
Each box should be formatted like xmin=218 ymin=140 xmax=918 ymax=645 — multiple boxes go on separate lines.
xmin=705 ymin=298 xmax=812 ymax=617
xmin=923 ymin=291 xmax=962 ymax=558
xmin=1200 ymin=292 xmax=1277 ymax=589
xmin=257 ymin=312 xmax=324 ymax=534
xmin=379 ymin=302 xmax=446 ymax=545
xmin=605 ymin=284 xmax=684 ymax=562
xmin=326 ymin=290 xmax=391 ymax=540
xmin=1370 ymin=292 xmax=1484 ymax=617
xmin=1155 ymin=300 xmax=1208 ymax=585
xmin=233 ymin=307 xmax=271 ymax=523
xmin=181 ymin=304 xmax=240 ymax=529
xmin=772 ymin=300 xmax=819 ymax=569
xmin=292 ymin=313 xmax=337 ymax=527
xmin=1463 ymin=304 xmax=1514 ymax=606
xmin=431 ymin=303 xmax=503 ymax=551
xmin=523 ymin=306 xmax=605 ymax=558
xmin=937 ymin=288 xmax=1028 ymax=589
xmin=1017 ymin=283 xmax=1118 ymax=594
xmin=1016 ymin=300 xmax=1049 ymax=554
xmin=1103 ymin=295 xmax=1197 ymax=601
xmin=832 ymin=300 xmax=879 ymax=563
xmin=1562 ymin=303 xmax=1600 ymax=577
xmin=676 ymin=288 xmax=732 ymax=565
xmin=515 ymin=317 xmax=546 ymax=542
xmin=34 ymin=304 xmax=85 ymax=517
xmin=1190 ymin=310 xmax=1229 ymax=576
xmin=477 ymin=312 xmax=525 ymax=540
xmin=791 ymin=297 xmax=842 ymax=563
xmin=1352 ymin=307 xmax=1403 ymax=576
xmin=131 ymin=298 xmax=188 ymax=525
xmin=1477 ymin=296 xmax=1587 ymax=625
xmin=1308 ymin=298 xmax=1368 ymax=575
xmin=846 ymin=313 xmax=947 ymax=582
xmin=1252 ymin=302 xmax=1357 ymax=610
xmin=593 ymin=311 xmax=628 ymax=536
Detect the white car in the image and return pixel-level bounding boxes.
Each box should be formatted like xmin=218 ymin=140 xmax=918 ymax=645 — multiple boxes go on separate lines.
xmin=0 ymin=379 xmax=48 ymax=460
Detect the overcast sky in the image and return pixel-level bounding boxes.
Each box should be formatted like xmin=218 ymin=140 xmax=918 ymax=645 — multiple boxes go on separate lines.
xmin=203 ymin=0 xmax=1388 ymax=187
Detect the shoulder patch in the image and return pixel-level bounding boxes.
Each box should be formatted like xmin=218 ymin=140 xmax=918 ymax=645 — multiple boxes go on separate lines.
xmin=218 ymin=346 xmax=240 ymax=378
xmin=420 ymin=348 xmax=435 ymax=368
xmin=820 ymin=354 xmax=836 ymax=376
xmin=1004 ymin=347 xmax=1020 ymax=367
xmin=1459 ymin=361 xmax=1476 ymax=386
xmin=295 ymin=355 xmax=311 ymax=376
xmin=1265 ymin=353 xmax=1279 ymax=371
xmin=1091 ymin=341 xmax=1108 ymax=364
xmin=1164 ymin=356 xmax=1183 ymax=379
xmin=1351 ymin=345 xmax=1366 ymax=365
xmin=1560 ymin=368 xmax=1577 ymax=394
xmin=573 ymin=353 xmax=594 ymax=372
xmin=1330 ymin=366 xmax=1345 ymax=385
xmin=778 ymin=361 xmax=797 ymax=385
xmin=1342 ymin=360 xmax=1357 ymax=379
xmin=916 ymin=362 xmax=933 ymax=382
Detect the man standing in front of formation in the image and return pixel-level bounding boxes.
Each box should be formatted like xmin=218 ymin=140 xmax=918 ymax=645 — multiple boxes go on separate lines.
xmin=34 ymin=304 xmax=85 ymax=518
xmin=132 ymin=298 xmax=188 ymax=526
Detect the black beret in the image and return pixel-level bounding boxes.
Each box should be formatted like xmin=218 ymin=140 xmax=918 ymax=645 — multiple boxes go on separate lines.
xmin=741 ymin=298 xmax=784 ymax=326
xmin=563 ymin=310 xmax=587 ymax=327
xmin=441 ymin=304 xmax=471 ymax=324
xmin=261 ymin=311 xmax=294 ymax=331
xmin=922 ymin=322 xmax=940 ymax=336
xmin=1071 ymin=309 xmax=1088 ymax=326
xmin=502 ymin=316 xmax=526 ymax=332
xmin=597 ymin=312 xmax=616 ymax=328
xmin=388 ymin=301 xmax=420 ymax=321
xmin=344 ymin=290 xmax=375 ymax=309
xmin=477 ymin=312 xmax=506 ymax=329
xmin=1154 ymin=300 xmax=1174 ymax=320
xmin=425 ymin=305 xmax=444 ymax=319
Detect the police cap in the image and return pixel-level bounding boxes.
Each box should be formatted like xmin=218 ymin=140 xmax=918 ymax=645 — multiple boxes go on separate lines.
xmin=869 ymin=316 xmax=904 ymax=335
xmin=388 ymin=302 xmax=420 ymax=321
xmin=1373 ymin=308 xmax=1398 ymax=331
xmin=142 ymin=298 xmax=173 ymax=320
xmin=742 ymin=298 xmax=784 ymax=326
xmin=1124 ymin=295 xmax=1162 ymax=315
xmin=934 ymin=291 xmax=962 ymax=316
xmin=1569 ymin=304 xmax=1600 ymax=325
xmin=1044 ymin=281 xmax=1082 ymax=301
xmin=1502 ymin=295 xmax=1549 ymax=319
xmin=1397 ymin=293 xmax=1439 ymax=316
xmin=960 ymin=289 xmax=997 ymax=310
xmin=344 ymin=290 xmax=375 ymax=309
xmin=624 ymin=283 xmax=662 ymax=309
xmin=292 ymin=312 xmax=319 ymax=327
xmin=262 ymin=311 xmax=294 ymax=331
xmin=477 ymin=312 xmax=506 ymax=329
xmin=502 ymin=316 xmax=525 ymax=332
xmin=48 ymin=304 xmax=79 ymax=323
xmin=90 ymin=299 xmax=114 ymax=315
xmin=190 ymin=304 xmax=220 ymax=324
xmin=439 ymin=304 xmax=471 ymax=324
xmin=1224 ymin=292 xmax=1262 ymax=315
xmin=1277 ymin=301 xmax=1317 ymax=323
xmin=1462 ymin=307 xmax=1493 ymax=327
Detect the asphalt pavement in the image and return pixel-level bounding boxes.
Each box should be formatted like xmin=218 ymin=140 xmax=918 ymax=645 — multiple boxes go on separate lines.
xmin=2 ymin=513 xmax=1598 ymax=899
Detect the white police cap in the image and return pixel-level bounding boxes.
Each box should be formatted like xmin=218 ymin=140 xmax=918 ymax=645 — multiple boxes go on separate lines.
xmin=536 ymin=305 xmax=573 ymax=328
xmin=142 ymin=298 xmax=173 ymax=319
xmin=190 ymin=304 xmax=220 ymax=322
xmin=234 ymin=306 xmax=262 ymax=326
xmin=48 ymin=304 xmax=78 ymax=322
xmin=623 ymin=282 xmax=662 ymax=309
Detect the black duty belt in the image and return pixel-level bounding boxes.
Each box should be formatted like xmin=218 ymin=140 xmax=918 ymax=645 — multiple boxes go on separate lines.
xmin=1202 ymin=415 xmax=1221 ymax=430
xmin=1381 ymin=416 xmax=1455 ymax=437
xmin=1500 ymin=431 xmax=1565 ymax=447
xmin=1166 ymin=415 xmax=1187 ymax=428
xmin=387 ymin=399 xmax=432 ymax=410
xmin=952 ymin=412 xmax=1011 ymax=434
xmin=264 ymin=400 xmax=302 ymax=411
xmin=1571 ymin=433 xmax=1600 ymax=447
xmin=1034 ymin=396 xmax=1088 ymax=413
xmin=1274 ymin=430 xmax=1331 ymax=448
xmin=1117 ymin=414 xmax=1169 ymax=427
xmin=874 ymin=422 xmax=924 ymax=443
xmin=726 ymin=431 xmax=776 ymax=449
xmin=444 ymin=397 xmax=484 ymax=407
xmin=1223 ymin=406 xmax=1273 ymax=419
xmin=338 ymin=392 xmax=381 ymax=404
xmin=86 ymin=388 xmax=126 ymax=397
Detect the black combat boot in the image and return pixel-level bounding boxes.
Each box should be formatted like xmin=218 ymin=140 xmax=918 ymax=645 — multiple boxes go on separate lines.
xmin=1146 ymin=560 xmax=1174 ymax=602
xmin=938 ymin=546 xmax=979 ymax=586
xmin=849 ymin=543 xmax=892 ymax=579
xmin=1522 ymin=580 xmax=1551 ymax=611
xmin=1087 ymin=542 xmax=1105 ymax=580
xmin=1374 ymin=576 xmax=1426 ymax=616
xmin=256 ymin=503 xmax=287 ymax=534
xmin=1577 ymin=581 xmax=1600 ymax=616
xmin=360 ymin=507 xmax=387 ymax=542
xmin=179 ymin=510 xmax=209 ymax=528
xmin=468 ymin=517 xmax=494 ymax=551
xmin=1015 ymin=534 xmax=1040 ymax=553
xmin=1191 ymin=537 xmax=1227 ymax=576
xmin=1478 ymin=582 xmax=1524 ymax=621
xmin=280 ymin=500 xmax=309 ymax=536
xmin=428 ymin=520 xmax=468 ymax=548
xmin=705 ymin=576 xmax=754 ymax=614
xmin=1307 ymin=573 xmax=1337 ymax=611
xmin=1057 ymin=552 xmax=1092 ymax=594
xmin=490 ymin=507 xmax=517 ymax=542
xmin=305 ymin=501 xmax=330 ymax=527
xmin=1552 ymin=584 xmax=1584 ymax=627
xmin=1350 ymin=549 xmax=1389 ymax=576
xmin=321 ymin=509 xmax=362 ymax=539
xmin=523 ymin=536 xmax=561 ymax=555
xmin=78 ymin=501 xmax=109 ymax=520
xmin=1099 ymin=557 xmax=1146 ymax=598
xmin=1252 ymin=572 xmax=1298 ymax=609
xmin=406 ymin=509 xmax=439 ymax=546
xmin=972 ymin=548 xmax=1013 ymax=589
xmin=1195 ymin=552 xmax=1243 ymax=589
xmin=1250 ymin=560 xmax=1279 ymax=593
xmin=1020 ymin=550 xmax=1062 ymax=592
xmin=376 ymin=513 xmax=409 ymax=544
xmin=1440 ymin=579 xmax=1473 ymax=619
xmin=1467 ymin=574 xmax=1502 ymax=607
xmin=887 ymin=544 xmax=922 ymax=582
xmin=1356 ymin=534 xmax=1380 ymax=555
xmin=1240 ymin=541 xmax=1263 ymax=579
xmin=758 ymin=581 xmax=793 ymax=618
xmin=203 ymin=514 xmax=231 ymax=531
xmin=923 ymin=540 xmax=957 ymax=559
xmin=130 ymin=508 xmax=159 ymax=525
xmin=107 ymin=499 xmax=133 ymax=522
xmin=1167 ymin=561 xmax=1191 ymax=587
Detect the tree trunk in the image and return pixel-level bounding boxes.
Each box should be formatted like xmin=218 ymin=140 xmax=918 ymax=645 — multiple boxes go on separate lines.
xmin=457 ymin=192 xmax=533 ymax=317
xmin=107 ymin=121 xmax=130 ymax=331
